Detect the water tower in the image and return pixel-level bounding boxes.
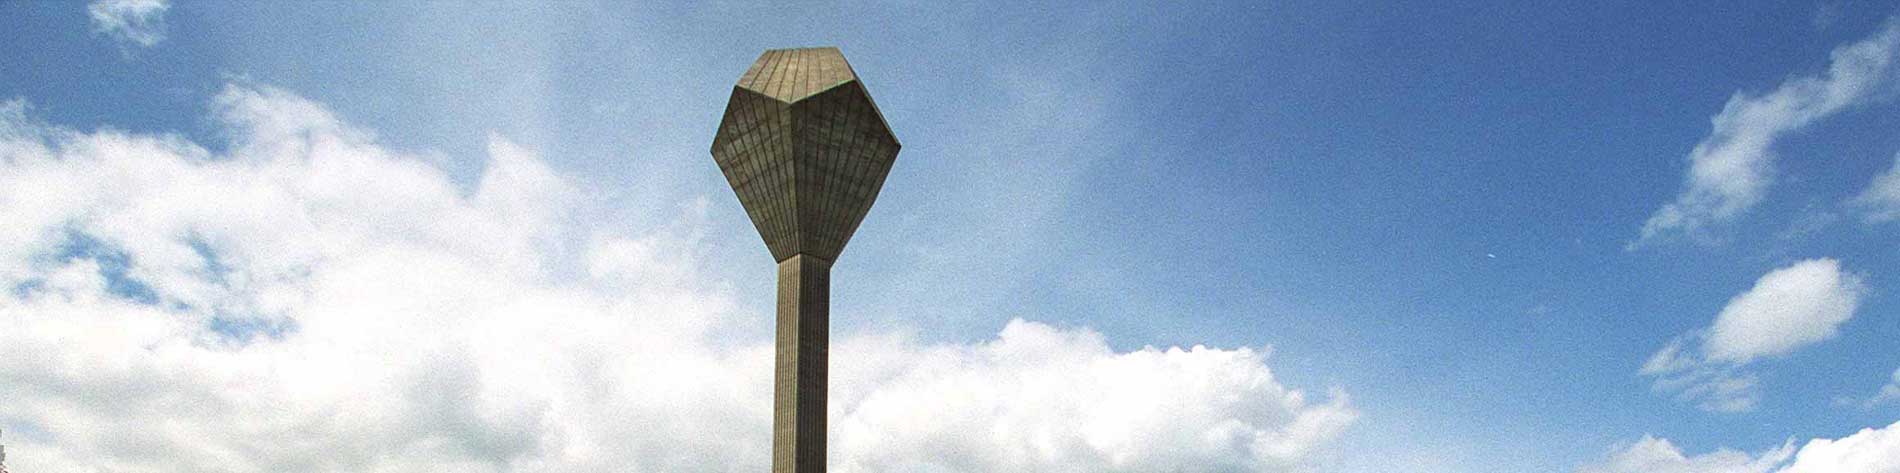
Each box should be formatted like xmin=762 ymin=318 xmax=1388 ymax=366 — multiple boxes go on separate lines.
xmin=710 ymin=47 xmax=901 ymax=473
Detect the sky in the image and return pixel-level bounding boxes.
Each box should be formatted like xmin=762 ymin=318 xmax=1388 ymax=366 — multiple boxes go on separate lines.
xmin=3 ymin=0 xmax=1900 ymax=472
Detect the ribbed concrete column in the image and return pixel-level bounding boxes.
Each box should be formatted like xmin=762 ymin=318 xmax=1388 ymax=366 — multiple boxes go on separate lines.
xmin=774 ymin=254 xmax=831 ymax=473
xmin=714 ymin=47 xmax=897 ymax=472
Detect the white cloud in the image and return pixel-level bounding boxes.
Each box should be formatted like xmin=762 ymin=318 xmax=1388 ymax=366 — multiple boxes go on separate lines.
xmin=1578 ymin=435 xmax=1792 ymax=473
xmin=88 ymin=0 xmax=171 ymax=48
xmin=832 ymin=323 xmax=1355 ymax=472
xmin=1853 ymin=152 xmax=1900 ymax=223
xmin=1579 ymin=420 xmax=1900 ymax=473
xmin=1704 ymin=259 xmax=1865 ymax=362
xmin=0 ymin=84 xmax=1353 ymax=472
xmin=1640 ymin=258 xmax=1866 ymax=412
xmin=1779 ymin=421 xmax=1900 ymax=473
xmin=1635 ymin=20 xmax=1900 ymax=245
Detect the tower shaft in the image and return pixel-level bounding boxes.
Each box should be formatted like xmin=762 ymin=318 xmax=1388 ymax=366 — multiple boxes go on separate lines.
xmin=774 ymin=254 xmax=831 ymax=472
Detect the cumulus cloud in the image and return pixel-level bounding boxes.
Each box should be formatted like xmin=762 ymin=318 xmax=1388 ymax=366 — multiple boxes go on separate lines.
xmin=1578 ymin=435 xmax=1792 ymax=473
xmin=1853 ymin=152 xmax=1900 ymax=223
xmin=88 ymin=0 xmax=171 ymax=48
xmin=0 ymin=85 xmax=1353 ymax=472
xmin=832 ymin=323 xmax=1354 ymax=472
xmin=1640 ymin=259 xmax=1866 ymax=412
xmin=1703 ymin=259 xmax=1865 ymax=362
xmin=1578 ymin=420 xmax=1900 ymax=473
xmin=1635 ymin=20 xmax=1900 ymax=245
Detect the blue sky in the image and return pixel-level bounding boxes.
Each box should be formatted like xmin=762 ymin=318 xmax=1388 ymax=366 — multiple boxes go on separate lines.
xmin=4 ymin=1 xmax=1900 ymax=472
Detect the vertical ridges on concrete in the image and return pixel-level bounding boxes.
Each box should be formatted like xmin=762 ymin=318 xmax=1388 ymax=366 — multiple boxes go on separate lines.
xmin=773 ymin=255 xmax=831 ymax=473
xmin=711 ymin=47 xmax=901 ymax=263
xmin=713 ymin=46 xmax=899 ymax=473
xmin=738 ymin=47 xmax=861 ymax=104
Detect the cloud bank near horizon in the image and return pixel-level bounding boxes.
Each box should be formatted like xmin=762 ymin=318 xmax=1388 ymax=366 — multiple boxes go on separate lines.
xmin=0 ymin=84 xmax=1354 ymax=472
xmin=1579 ymin=420 xmax=1900 ymax=473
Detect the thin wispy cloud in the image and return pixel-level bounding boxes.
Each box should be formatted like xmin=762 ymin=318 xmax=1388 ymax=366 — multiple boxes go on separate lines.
xmin=87 ymin=0 xmax=170 ymax=49
xmin=1870 ymin=369 xmax=1900 ymax=408
xmin=1836 ymin=367 xmax=1900 ymax=409
xmin=1640 ymin=258 xmax=1866 ymax=412
xmin=1852 ymin=152 xmax=1900 ymax=223
xmin=1635 ymin=20 xmax=1900 ymax=246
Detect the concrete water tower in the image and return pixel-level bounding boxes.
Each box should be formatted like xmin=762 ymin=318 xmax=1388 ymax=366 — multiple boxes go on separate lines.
xmin=709 ymin=47 xmax=901 ymax=473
